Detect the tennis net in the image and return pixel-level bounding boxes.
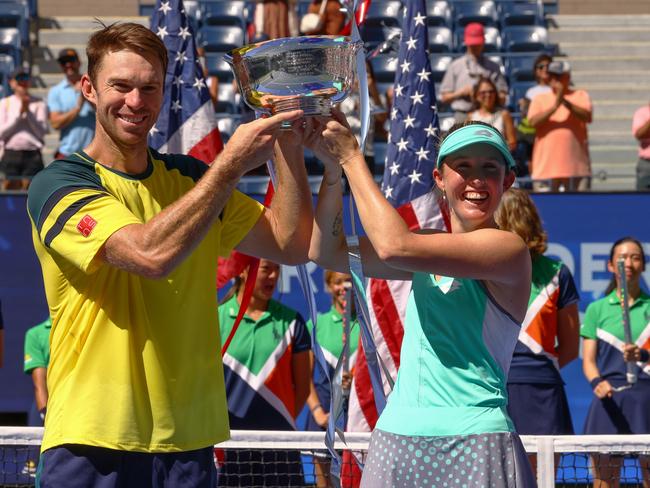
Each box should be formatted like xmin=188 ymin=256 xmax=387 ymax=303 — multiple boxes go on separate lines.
xmin=2 ymin=428 xmax=650 ymax=487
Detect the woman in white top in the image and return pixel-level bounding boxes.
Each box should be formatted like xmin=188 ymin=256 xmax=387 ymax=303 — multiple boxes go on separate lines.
xmin=468 ymin=76 xmax=517 ymax=152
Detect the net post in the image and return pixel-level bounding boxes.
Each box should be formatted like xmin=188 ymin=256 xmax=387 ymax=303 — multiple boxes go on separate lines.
xmin=536 ymin=436 xmax=555 ymax=488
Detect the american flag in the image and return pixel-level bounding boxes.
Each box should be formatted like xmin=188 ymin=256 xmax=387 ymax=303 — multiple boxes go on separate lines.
xmin=149 ymin=0 xmax=223 ymax=163
xmin=343 ymin=0 xmax=447 ymax=482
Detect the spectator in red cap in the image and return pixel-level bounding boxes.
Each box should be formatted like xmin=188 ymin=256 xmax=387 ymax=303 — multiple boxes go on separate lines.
xmin=440 ymin=22 xmax=508 ymax=123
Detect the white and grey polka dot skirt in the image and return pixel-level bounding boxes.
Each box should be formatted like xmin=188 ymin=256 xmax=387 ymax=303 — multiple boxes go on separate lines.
xmin=359 ymin=429 xmax=536 ymax=487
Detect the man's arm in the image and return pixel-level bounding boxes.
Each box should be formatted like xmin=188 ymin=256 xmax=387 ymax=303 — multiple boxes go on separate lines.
xmin=31 ymin=367 xmax=48 ymax=415
xmin=634 ymin=113 xmax=650 ymax=140
xmin=100 ymin=110 xmax=303 ymax=278
xmin=235 ymin=128 xmax=313 ymax=265
xmin=49 ymin=92 xmax=85 ymax=130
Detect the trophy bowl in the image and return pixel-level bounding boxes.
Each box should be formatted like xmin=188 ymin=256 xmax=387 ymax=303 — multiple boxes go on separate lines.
xmin=225 ymin=36 xmax=362 ymax=118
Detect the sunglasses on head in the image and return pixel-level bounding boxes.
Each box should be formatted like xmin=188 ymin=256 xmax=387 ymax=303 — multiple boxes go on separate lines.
xmin=14 ymin=73 xmax=29 ymax=82
xmin=536 ymin=63 xmax=549 ymax=70
xmin=59 ymin=56 xmax=78 ymax=65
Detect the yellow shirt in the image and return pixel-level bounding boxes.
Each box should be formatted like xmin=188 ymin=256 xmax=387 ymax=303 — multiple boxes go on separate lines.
xmin=27 ymin=149 xmax=263 ymax=453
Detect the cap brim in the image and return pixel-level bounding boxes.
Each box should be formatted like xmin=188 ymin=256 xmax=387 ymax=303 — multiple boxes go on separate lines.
xmin=436 ymin=125 xmax=516 ymax=169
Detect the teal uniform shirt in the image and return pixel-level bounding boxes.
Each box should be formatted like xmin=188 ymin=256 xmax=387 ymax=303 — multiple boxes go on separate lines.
xmin=24 ymin=317 xmax=51 ymax=374
xmin=376 ymin=272 xmax=520 ymax=436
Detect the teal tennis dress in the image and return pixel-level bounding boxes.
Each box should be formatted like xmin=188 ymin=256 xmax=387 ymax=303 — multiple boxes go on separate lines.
xmin=360 ymin=272 xmax=536 ymax=487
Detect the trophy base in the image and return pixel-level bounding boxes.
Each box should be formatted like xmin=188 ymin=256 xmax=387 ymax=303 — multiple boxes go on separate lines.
xmin=271 ymin=97 xmax=333 ymax=129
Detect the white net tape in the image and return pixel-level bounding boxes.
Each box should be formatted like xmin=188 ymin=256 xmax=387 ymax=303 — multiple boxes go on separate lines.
xmin=3 ymin=428 xmax=650 ymax=487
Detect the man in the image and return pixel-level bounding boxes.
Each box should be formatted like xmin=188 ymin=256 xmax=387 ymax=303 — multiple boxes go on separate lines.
xmin=632 ymin=100 xmax=650 ymax=190
xmin=528 ymin=60 xmax=593 ymax=192
xmin=47 ymin=48 xmax=95 ymax=158
xmin=439 ymin=22 xmax=508 ymax=122
xmin=0 ymin=69 xmax=48 ymax=190
xmin=27 ymin=23 xmax=312 ymax=487
xmin=23 ymin=316 xmax=51 ymax=425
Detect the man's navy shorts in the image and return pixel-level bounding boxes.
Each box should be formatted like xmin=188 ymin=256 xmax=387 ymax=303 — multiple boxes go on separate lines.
xmin=36 ymin=444 xmax=218 ymax=488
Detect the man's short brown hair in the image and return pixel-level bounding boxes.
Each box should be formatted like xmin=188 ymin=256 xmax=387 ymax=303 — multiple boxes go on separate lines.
xmin=87 ymin=22 xmax=168 ymax=84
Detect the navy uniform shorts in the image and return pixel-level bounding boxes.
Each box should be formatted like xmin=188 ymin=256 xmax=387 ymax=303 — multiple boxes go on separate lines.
xmin=36 ymin=444 xmax=218 ymax=488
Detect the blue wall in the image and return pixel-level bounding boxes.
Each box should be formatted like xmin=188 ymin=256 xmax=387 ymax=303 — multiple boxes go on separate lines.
xmin=1 ymin=192 xmax=649 ymax=431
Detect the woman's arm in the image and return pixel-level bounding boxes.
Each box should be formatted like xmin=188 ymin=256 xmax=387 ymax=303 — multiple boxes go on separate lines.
xmin=291 ymin=350 xmax=311 ymax=416
xmin=502 ymin=110 xmax=518 ymax=152
xmin=582 ymin=338 xmax=613 ymax=399
xmin=556 ymin=303 xmax=580 ymax=368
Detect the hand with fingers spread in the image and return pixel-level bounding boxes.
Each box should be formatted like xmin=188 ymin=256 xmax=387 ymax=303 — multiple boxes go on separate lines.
xmin=219 ymin=109 xmax=303 ymax=176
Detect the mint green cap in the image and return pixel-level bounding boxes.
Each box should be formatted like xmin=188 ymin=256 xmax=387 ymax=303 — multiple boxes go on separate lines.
xmin=436 ymin=124 xmax=516 ymax=169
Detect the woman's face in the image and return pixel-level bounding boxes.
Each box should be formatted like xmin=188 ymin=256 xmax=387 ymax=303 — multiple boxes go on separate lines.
xmin=535 ymin=59 xmax=550 ymax=84
xmin=249 ymin=259 xmax=281 ymax=303
xmin=608 ymin=241 xmax=645 ymax=288
xmin=475 ymin=81 xmax=496 ymax=111
xmin=327 ymin=272 xmax=352 ymax=310
xmin=434 ymin=143 xmax=514 ymax=232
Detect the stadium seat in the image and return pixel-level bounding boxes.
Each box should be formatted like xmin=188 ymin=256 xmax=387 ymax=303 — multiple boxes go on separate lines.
xmin=369 ymin=54 xmax=398 ymax=95
xmin=428 ymin=54 xmax=452 ymax=82
xmin=363 ymin=1 xmax=403 ymax=27
xmin=0 ymin=1 xmax=29 ymax=46
xmin=204 ymin=52 xmax=234 ymax=81
xmin=199 ymin=1 xmax=248 ymax=30
xmin=218 ymin=82 xmax=237 ymax=107
xmin=509 ymin=80 xmax=536 ymax=111
xmin=0 ymin=27 xmax=20 ymax=66
xmin=454 ymin=25 xmax=501 ymax=53
xmin=502 ymin=25 xmax=548 ymax=52
xmin=0 ymin=52 xmax=15 ymax=75
xmin=498 ymin=0 xmax=544 ymax=27
xmin=427 ymin=26 xmax=453 ymax=53
xmin=505 ymin=53 xmax=539 ymax=83
xmin=197 ymin=26 xmax=245 ymax=53
xmin=360 ymin=25 xmax=401 ymax=52
xmin=453 ymin=1 xmax=499 ymax=28
xmin=425 ymin=1 xmax=452 ymax=28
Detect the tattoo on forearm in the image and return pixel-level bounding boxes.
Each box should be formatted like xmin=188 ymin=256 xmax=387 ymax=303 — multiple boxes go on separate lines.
xmin=332 ymin=211 xmax=343 ymax=237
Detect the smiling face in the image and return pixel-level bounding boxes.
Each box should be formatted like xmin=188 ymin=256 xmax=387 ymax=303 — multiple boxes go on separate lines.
xmin=475 ymin=79 xmax=497 ymax=112
xmin=81 ymin=49 xmax=164 ymax=152
xmin=607 ymin=240 xmax=646 ymax=289
xmin=434 ymin=143 xmax=515 ymax=232
xmin=326 ymin=272 xmax=352 ymax=311
xmin=251 ymin=259 xmax=281 ymax=303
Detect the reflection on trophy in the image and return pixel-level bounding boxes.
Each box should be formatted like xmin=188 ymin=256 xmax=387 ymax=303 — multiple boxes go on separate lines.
xmin=225 ymin=36 xmax=362 ymax=117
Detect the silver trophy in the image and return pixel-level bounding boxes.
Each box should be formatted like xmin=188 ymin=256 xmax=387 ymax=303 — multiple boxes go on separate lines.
xmin=225 ymin=36 xmax=362 ymax=118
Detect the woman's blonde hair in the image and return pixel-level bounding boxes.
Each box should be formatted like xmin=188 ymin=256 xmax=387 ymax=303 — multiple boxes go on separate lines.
xmin=494 ymin=188 xmax=547 ymax=258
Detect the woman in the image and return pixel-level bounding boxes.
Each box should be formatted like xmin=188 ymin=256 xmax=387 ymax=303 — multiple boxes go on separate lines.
xmin=581 ymin=237 xmax=650 ymax=488
xmin=495 ymin=188 xmax=579 ymax=472
xmin=468 ymin=76 xmax=517 ymax=152
xmin=306 ymin=270 xmax=359 ymax=488
xmin=218 ymin=259 xmax=311 ymax=487
xmin=306 ymin=112 xmax=535 ymax=487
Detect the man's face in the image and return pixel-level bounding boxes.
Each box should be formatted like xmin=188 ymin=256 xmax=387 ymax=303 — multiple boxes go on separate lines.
xmin=82 ymin=50 xmax=164 ymax=149
xmin=59 ymin=55 xmax=81 ymax=78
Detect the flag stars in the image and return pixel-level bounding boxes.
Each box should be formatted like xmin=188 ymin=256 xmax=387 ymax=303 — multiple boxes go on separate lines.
xmin=403 ymin=114 xmax=415 ymax=129
xmin=391 ymin=107 xmax=398 ymax=120
xmin=158 ymin=1 xmax=172 ymax=15
xmin=172 ymin=75 xmax=184 ymax=88
xmin=413 ymin=12 xmax=426 ymax=26
xmin=410 ymin=91 xmax=424 ymax=105
xmin=415 ymin=147 xmax=430 ymax=161
xmin=178 ymin=26 xmax=192 ymax=40
xmin=424 ymin=123 xmax=438 ymax=138
xmin=406 ymin=36 xmax=418 ymax=50
xmin=171 ymin=99 xmax=182 ymax=112
xmin=396 ymin=138 xmax=409 ymax=152
xmin=156 ymin=25 xmax=169 ymax=40
xmin=175 ymin=51 xmax=188 ymax=64
xmin=416 ymin=68 xmax=431 ymax=82
xmin=193 ymin=77 xmax=206 ymax=91
xmin=394 ymin=83 xmax=404 ymax=97
xmin=408 ymin=170 xmax=423 ymax=184
xmin=149 ymin=126 xmax=160 ymax=136
xmin=384 ymin=185 xmax=394 ymax=199
xmin=389 ymin=161 xmax=400 ymax=175
xmin=400 ymin=59 xmax=411 ymax=73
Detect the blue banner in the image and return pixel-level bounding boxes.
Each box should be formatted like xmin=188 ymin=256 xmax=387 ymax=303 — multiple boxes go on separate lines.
xmin=1 ymin=192 xmax=649 ymax=432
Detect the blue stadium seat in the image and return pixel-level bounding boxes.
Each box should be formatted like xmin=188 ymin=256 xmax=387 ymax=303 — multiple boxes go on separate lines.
xmin=453 ymin=1 xmax=498 ymax=28
xmin=428 ymin=54 xmax=452 ymax=82
xmin=502 ymin=25 xmax=548 ymax=52
xmin=197 ymin=26 xmax=245 ymax=52
xmin=425 ymin=1 xmax=452 ymax=27
xmin=199 ymin=1 xmax=248 ymax=30
xmin=426 ymin=26 xmax=453 ymax=53
xmin=0 ymin=52 xmax=15 ymax=75
xmin=364 ymin=1 xmax=403 ymax=27
xmin=360 ymin=25 xmax=401 ymax=52
xmin=204 ymin=52 xmax=234 ymax=81
xmin=0 ymin=27 xmax=21 ymax=66
xmin=499 ymin=0 xmax=544 ymax=27
xmin=505 ymin=53 xmax=539 ymax=82
xmin=369 ymin=54 xmax=398 ymax=95
xmin=509 ymin=80 xmax=535 ymax=111
xmin=454 ymin=25 xmax=501 ymax=53
xmin=0 ymin=1 xmax=29 ymax=46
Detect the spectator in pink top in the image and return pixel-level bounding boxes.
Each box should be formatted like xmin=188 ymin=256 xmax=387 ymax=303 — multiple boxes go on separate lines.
xmin=0 ymin=69 xmax=48 ymax=190
xmin=632 ymin=102 xmax=650 ymax=190
xmin=528 ymin=61 xmax=592 ymax=192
